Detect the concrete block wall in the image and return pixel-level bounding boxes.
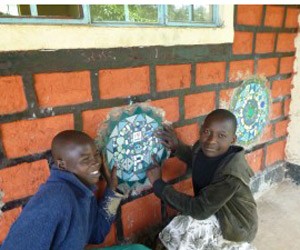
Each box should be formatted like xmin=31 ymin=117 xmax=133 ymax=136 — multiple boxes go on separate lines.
xmin=0 ymin=5 xmax=298 ymax=247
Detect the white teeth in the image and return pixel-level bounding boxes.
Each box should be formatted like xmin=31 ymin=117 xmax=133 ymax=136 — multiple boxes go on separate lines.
xmin=91 ymin=170 xmax=99 ymax=175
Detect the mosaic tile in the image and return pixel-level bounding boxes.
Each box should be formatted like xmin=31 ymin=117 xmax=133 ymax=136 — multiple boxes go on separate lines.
xmin=96 ymin=103 xmax=170 ymax=194
xmin=230 ymin=77 xmax=270 ymax=145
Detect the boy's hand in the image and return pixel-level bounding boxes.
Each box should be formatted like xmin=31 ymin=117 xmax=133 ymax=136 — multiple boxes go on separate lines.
xmin=147 ymin=155 xmax=162 ymax=185
xmin=155 ymin=124 xmax=180 ymax=153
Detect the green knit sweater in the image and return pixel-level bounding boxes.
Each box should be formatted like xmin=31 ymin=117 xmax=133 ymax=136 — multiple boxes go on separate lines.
xmin=154 ymin=142 xmax=258 ymax=242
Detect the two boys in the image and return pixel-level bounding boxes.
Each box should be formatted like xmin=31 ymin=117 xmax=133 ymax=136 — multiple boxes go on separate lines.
xmin=2 ymin=108 xmax=257 ymax=249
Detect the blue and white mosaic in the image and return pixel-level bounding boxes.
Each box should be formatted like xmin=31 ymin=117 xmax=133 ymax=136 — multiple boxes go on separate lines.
xmin=230 ymin=77 xmax=270 ymax=145
xmin=96 ymin=103 xmax=169 ymax=194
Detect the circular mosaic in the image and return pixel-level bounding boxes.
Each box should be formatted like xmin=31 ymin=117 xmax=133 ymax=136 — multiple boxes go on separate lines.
xmin=230 ymin=77 xmax=270 ymax=145
xmin=96 ymin=104 xmax=169 ymax=188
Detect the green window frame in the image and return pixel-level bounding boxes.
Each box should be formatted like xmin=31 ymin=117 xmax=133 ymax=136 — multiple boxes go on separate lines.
xmin=0 ymin=4 xmax=221 ymax=27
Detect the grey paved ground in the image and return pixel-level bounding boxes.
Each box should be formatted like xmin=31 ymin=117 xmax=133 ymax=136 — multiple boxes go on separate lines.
xmin=253 ymin=180 xmax=300 ymax=250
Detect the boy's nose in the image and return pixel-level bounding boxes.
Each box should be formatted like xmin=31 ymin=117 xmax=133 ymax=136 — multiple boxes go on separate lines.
xmin=207 ymin=133 xmax=217 ymax=143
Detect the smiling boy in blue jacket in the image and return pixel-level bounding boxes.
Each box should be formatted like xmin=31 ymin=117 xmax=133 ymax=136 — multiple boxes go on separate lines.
xmin=1 ymin=130 xmax=149 ymax=250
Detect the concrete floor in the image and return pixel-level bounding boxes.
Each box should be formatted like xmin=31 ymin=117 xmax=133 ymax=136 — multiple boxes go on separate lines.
xmin=253 ymin=180 xmax=300 ymax=250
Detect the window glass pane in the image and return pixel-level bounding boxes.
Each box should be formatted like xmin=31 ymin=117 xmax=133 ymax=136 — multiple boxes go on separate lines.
xmin=36 ymin=5 xmax=82 ymax=18
xmin=193 ymin=5 xmax=213 ymax=22
xmin=19 ymin=5 xmax=31 ymax=16
xmin=90 ymin=5 xmax=125 ymax=21
xmin=168 ymin=5 xmax=189 ymax=22
xmin=0 ymin=5 xmax=20 ymax=16
xmin=0 ymin=4 xmax=82 ymax=18
xmin=128 ymin=5 xmax=158 ymax=23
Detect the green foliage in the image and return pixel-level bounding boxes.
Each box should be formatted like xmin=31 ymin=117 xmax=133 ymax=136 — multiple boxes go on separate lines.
xmin=90 ymin=4 xmax=213 ymax=24
xmin=90 ymin=4 xmax=158 ymax=23
xmin=128 ymin=5 xmax=157 ymax=23
xmin=193 ymin=5 xmax=212 ymax=22
xmin=90 ymin=5 xmax=125 ymax=21
xmin=168 ymin=5 xmax=189 ymax=22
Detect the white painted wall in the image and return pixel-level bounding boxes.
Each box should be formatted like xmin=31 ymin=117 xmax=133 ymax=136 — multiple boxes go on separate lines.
xmin=286 ymin=15 xmax=300 ymax=165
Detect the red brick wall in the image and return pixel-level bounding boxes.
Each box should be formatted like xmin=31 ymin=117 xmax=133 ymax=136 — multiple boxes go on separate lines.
xmin=0 ymin=4 xmax=298 ymax=247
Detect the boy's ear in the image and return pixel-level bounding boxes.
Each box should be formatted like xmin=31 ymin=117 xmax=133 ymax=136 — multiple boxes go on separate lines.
xmin=57 ymin=160 xmax=67 ymax=170
xmin=231 ymin=135 xmax=237 ymax=144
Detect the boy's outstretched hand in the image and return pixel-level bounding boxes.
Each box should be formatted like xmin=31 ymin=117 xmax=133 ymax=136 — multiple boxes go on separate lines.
xmin=147 ymin=155 xmax=162 ymax=185
xmin=156 ymin=124 xmax=180 ymax=153
xmin=100 ymin=154 xmax=118 ymax=191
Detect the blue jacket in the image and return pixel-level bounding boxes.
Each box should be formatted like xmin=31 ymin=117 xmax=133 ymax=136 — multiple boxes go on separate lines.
xmin=1 ymin=167 xmax=123 ymax=250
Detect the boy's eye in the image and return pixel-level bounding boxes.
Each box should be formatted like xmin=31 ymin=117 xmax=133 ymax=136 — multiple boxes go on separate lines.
xmin=202 ymin=129 xmax=210 ymax=134
xmin=218 ymin=134 xmax=226 ymax=138
xmin=81 ymin=158 xmax=90 ymax=164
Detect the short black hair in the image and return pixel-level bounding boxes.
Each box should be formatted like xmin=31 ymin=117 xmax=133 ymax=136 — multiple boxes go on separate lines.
xmin=205 ymin=109 xmax=237 ymax=133
xmin=51 ymin=130 xmax=93 ymax=161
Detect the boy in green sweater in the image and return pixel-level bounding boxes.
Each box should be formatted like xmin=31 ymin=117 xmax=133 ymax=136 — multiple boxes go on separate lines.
xmin=148 ymin=109 xmax=258 ymax=250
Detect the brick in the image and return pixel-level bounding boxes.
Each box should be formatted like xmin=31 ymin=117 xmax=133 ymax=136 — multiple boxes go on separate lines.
xmin=0 ymin=76 xmax=27 ymax=115
xmin=184 ymin=92 xmax=215 ymax=119
xmin=219 ymin=88 xmax=235 ymax=109
xmin=0 ymin=160 xmax=49 ymax=202
xmin=229 ymin=60 xmax=254 ymax=81
xmin=82 ymin=108 xmax=112 ymax=138
xmin=122 ymin=193 xmax=161 ymax=238
xmin=266 ymin=140 xmax=286 ymax=166
xmin=257 ymin=58 xmax=279 ymax=77
xmin=34 ymin=71 xmax=92 ymax=108
xmin=151 ymin=97 xmax=180 ymax=122
xmin=196 ymin=62 xmax=226 ymax=85
xmin=245 ymin=149 xmax=263 ymax=172
xmin=272 ymin=78 xmax=292 ymax=99
xmin=175 ymin=123 xmax=199 ymax=146
xmin=0 ymin=207 xmax=22 ymax=244
xmin=261 ymin=124 xmax=273 ymax=143
xmin=255 ymin=33 xmax=276 ymax=54
xmin=0 ymin=114 xmax=74 ymax=158
xmin=162 ymin=158 xmax=187 ymax=182
xmin=232 ymin=32 xmax=253 ymax=55
xmin=173 ymin=177 xmax=193 ymax=196
xmin=284 ymin=98 xmax=291 ymax=116
xmin=94 ymin=179 xmax=108 ymax=200
xmin=271 ymin=101 xmax=282 ymax=120
xmin=285 ymin=8 xmax=300 ymax=28
xmin=156 ymin=64 xmax=191 ymax=91
xmin=264 ymin=6 xmax=285 ymax=27
xmin=280 ymin=56 xmax=295 ymax=74
xmin=99 ymin=66 xmax=150 ymax=99
xmin=275 ymin=119 xmax=289 ymax=138
xmin=237 ymin=5 xmax=263 ymax=26
xmin=276 ymin=33 xmax=297 ymax=52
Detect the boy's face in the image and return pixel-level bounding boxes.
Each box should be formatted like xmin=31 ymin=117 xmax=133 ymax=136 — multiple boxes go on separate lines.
xmin=200 ymin=116 xmax=236 ymax=158
xmin=60 ymin=141 xmax=101 ymax=186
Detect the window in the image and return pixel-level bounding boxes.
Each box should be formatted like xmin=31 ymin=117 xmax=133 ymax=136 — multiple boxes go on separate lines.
xmin=0 ymin=5 xmax=234 ymax=51
xmin=0 ymin=4 xmax=220 ymax=27
xmin=0 ymin=4 xmax=85 ymax=24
